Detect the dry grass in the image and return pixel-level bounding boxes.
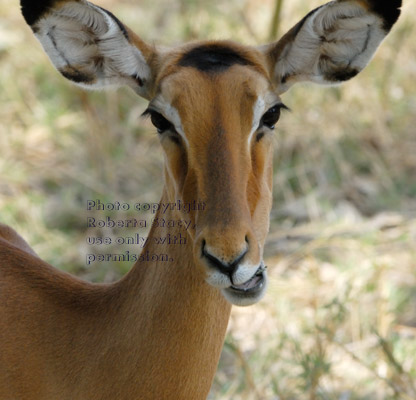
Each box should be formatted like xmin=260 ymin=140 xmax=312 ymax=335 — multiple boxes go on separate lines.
xmin=1 ymin=0 xmax=415 ymax=398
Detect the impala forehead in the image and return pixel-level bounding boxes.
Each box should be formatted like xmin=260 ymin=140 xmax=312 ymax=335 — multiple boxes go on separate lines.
xmin=152 ymin=66 xmax=280 ymax=143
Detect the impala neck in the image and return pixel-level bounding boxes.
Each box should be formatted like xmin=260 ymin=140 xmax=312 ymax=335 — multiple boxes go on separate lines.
xmin=114 ymin=190 xmax=231 ymax=398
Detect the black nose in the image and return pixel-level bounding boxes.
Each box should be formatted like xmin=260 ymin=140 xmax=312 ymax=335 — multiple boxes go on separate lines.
xmin=201 ymin=240 xmax=248 ymax=277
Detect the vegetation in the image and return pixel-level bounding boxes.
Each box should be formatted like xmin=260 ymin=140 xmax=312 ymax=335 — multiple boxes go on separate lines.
xmin=1 ymin=0 xmax=415 ymax=398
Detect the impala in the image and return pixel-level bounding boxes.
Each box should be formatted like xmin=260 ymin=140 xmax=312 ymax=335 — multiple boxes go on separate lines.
xmin=0 ymin=0 xmax=401 ymax=399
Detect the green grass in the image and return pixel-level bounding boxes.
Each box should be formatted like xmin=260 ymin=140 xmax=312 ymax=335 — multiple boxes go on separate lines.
xmin=1 ymin=0 xmax=416 ymax=398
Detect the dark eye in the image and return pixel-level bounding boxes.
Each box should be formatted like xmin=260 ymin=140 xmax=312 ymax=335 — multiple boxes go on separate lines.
xmin=149 ymin=111 xmax=173 ymax=134
xmin=260 ymin=105 xmax=283 ymax=130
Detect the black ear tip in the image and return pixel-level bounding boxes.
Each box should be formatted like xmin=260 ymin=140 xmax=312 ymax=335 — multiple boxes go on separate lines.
xmin=20 ymin=0 xmax=56 ymax=26
xmin=367 ymin=0 xmax=402 ymax=31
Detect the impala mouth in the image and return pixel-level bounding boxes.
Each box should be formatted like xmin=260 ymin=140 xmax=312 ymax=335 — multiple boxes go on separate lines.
xmin=230 ymin=264 xmax=266 ymax=292
xmin=221 ymin=263 xmax=268 ymax=306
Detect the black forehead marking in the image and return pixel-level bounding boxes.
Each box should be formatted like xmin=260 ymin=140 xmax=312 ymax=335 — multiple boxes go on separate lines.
xmin=178 ymin=44 xmax=253 ymax=73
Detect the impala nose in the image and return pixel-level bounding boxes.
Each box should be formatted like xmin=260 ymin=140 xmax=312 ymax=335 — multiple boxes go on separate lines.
xmin=201 ymin=239 xmax=248 ymax=277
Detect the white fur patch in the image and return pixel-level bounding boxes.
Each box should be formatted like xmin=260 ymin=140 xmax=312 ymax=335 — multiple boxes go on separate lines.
xmin=232 ymin=261 xmax=261 ymax=285
xmin=33 ymin=1 xmax=150 ymax=92
xmin=248 ymin=96 xmax=265 ymax=144
xmin=205 ymin=269 xmax=233 ymax=289
xmin=149 ymin=97 xmax=189 ymax=148
xmin=247 ymin=93 xmax=282 ymax=144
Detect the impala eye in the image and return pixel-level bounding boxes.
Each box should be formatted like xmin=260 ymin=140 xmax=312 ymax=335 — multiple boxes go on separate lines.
xmin=143 ymin=109 xmax=174 ymax=134
xmin=260 ymin=104 xmax=288 ymax=130
xmin=151 ymin=112 xmax=173 ymax=134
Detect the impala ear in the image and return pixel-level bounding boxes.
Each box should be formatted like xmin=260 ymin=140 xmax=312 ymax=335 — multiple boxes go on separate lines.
xmin=20 ymin=0 xmax=156 ymax=99
xmin=262 ymin=0 xmax=402 ymax=94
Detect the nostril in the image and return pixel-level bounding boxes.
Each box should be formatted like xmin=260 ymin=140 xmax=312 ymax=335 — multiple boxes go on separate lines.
xmin=201 ymin=242 xmax=248 ymax=276
xmin=245 ymin=235 xmax=249 ymax=244
xmin=201 ymin=245 xmax=227 ymax=271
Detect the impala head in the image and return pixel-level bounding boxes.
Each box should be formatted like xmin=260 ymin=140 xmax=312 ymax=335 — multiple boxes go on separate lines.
xmin=21 ymin=0 xmax=401 ymax=306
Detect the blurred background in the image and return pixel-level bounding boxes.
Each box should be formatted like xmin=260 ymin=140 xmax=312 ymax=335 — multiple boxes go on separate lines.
xmin=1 ymin=0 xmax=415 ymax=398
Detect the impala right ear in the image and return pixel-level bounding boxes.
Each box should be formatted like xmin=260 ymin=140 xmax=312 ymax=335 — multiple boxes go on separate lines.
xmin=262 ymin=0 xmax=402 ymax=94
xmin=20 ymin=0 xmax=157 ymax=99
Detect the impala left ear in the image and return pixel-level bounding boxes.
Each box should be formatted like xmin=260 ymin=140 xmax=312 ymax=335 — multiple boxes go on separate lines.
xmin=262 ymin=0 xmax=402 ymax=94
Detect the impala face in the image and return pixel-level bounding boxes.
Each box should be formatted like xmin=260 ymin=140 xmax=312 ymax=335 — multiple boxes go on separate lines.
xmin=20 ymin=0 xmax=402 ymax=306
xmin=146 ymin=44 xmax=284 ymax=305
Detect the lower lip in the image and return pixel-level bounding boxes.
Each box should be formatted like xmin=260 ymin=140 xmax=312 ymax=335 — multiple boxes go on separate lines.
xmin=229 ymin=270 xmax=265 ymax=294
